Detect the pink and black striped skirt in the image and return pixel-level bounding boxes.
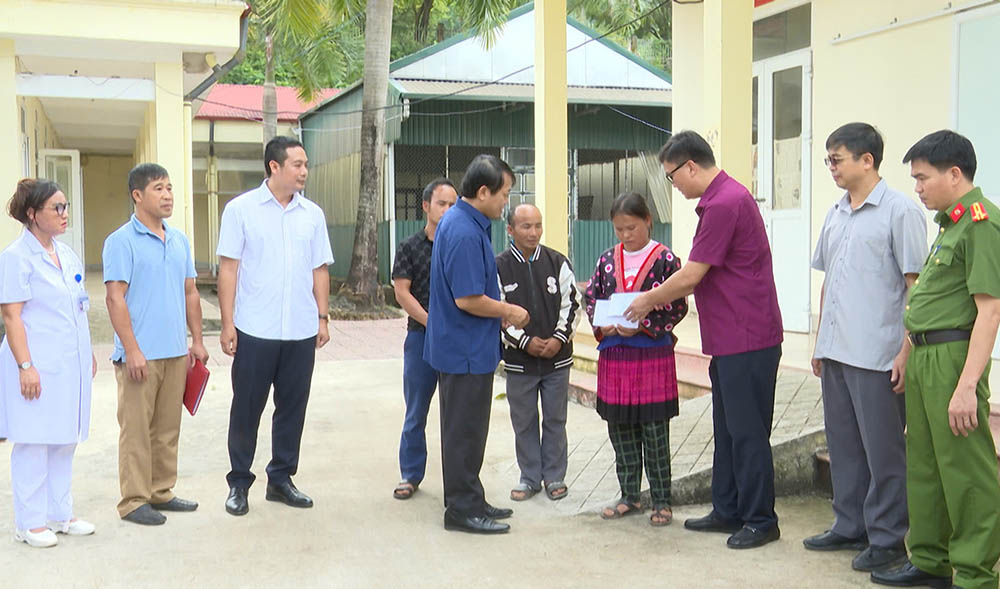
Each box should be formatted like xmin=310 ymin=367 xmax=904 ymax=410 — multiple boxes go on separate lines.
xmin=596 ymin=344 xmax=679 ymax=424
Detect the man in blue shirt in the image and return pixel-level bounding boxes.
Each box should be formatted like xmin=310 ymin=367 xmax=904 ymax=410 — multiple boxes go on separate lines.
xmin=425 ymin=154 xmax=529 ymax=534
xmin=104 ymin=163 xmax=208 ymax=526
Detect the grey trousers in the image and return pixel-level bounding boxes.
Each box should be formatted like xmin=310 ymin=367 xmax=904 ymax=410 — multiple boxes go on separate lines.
xmin=505 ymin=368 xmax=570 ymax=489
xmin=821 ymin=359 xmax=908 ymax=548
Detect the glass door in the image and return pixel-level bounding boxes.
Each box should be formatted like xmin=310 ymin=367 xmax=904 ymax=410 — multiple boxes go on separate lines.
xmin=752 ymin=49 xmax=812 ymax=333
xmin=40 ymin=149 xmax=84 ymax=264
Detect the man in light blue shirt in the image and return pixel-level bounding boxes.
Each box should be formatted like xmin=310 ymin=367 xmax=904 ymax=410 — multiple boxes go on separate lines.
xmin=804 ymin=123 xmax=927 ymax=572
xmin=104 ymin=163 xmax=208 ymax=526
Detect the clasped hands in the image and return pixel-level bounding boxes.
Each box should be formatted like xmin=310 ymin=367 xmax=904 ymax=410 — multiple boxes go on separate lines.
xmin=525 ymin=336 xmax=562 ymax=358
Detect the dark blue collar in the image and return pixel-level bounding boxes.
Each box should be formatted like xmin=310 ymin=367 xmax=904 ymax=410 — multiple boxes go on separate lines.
xmin=456 ymin=199 xmax=491 ymax=232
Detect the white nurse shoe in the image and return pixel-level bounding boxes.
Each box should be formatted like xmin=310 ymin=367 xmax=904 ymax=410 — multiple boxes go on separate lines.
xmin=48 ymin=519 xmax=96 ymax=536
xmin=14 ymin=528 xmax=58 ymax=548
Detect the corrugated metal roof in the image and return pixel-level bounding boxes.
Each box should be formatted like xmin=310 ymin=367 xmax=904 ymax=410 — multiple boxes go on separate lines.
xmin=194 ymin=84 xmax=340 ymax=122
xmin=391 ymin=79 xmax=671 ymax=107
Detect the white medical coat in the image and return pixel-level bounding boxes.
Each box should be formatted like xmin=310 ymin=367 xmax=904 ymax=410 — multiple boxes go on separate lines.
xmin=0 ymin=230 xmax=92 ymax=444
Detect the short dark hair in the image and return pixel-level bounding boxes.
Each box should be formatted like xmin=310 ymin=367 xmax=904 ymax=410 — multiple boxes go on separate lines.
xmin=7 ymin=178 xmax=62 ymax=225
xmin=609 ymin=192 xmax=652 ymax=221
xmin=459 ymin=154 xmax=515 ymax=199
xmin=128 ymin=163 xmax=169 ymax=203
xmin=902 ymin=130 xmax=977 ymax=182
xmin=422 ymin=177 xmax=455 ymax=202
xmin=658 ymin=130 xmax=716 ymax=168
xmin=826 ymin=122 xmax=884 ymax=170
xmin=264 ymin=136 xmax=305 ymax=177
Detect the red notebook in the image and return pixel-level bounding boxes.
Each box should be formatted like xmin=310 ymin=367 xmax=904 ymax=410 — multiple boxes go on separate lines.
xmin=184 ymin=359 xmax=210 ymax=416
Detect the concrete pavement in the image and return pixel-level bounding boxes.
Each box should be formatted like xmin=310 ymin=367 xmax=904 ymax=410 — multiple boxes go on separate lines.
xmin=0 ymin=318 xmax=872 ymax=587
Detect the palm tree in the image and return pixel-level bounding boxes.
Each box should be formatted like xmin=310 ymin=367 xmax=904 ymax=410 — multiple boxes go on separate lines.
xmin=253 ymin=0 xmax=363 ymax=146
xmin=344 ymin=0 xmax=520 ymax=306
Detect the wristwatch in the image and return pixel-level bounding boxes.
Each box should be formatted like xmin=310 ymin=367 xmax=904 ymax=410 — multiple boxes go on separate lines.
xmin=18 ymin=361 xmax=32 ymax=370
xmin=319 ymin=314 xmax=329 ymax=321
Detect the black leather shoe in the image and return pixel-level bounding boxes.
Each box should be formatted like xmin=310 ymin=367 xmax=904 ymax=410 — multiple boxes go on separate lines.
xmin=150 ymin=497 xmax=199 ymax=512
xmin=265 ymin=480 xmax=313 ymax=508
xmin=122 ymin=504 xmax=166 ymax=526
xmin=684 ymin=512 xmax=742 ymax=534
xmin=443 ymin=510 xmax=510 ymax=534
xmin=225 ymin=487 xmax=249 ymax=516
xmin=852 ymin=544 xmax=907 ymax=572
xmin=485 ymin=504 xmax=513 ymax=520
xmin=727 ymin=524 xmax=780 ymax=549
xmin=871 ymin=560 xmax=952 ymax=587
xmin=803 ymin=529 xmax=868 ymax=552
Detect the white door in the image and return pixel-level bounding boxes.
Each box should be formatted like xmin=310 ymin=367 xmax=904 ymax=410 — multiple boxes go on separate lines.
xmin=40 ymin=149 xmax=84 ymax=264
xmin=752 ymin=49 xmax=812 ymax=333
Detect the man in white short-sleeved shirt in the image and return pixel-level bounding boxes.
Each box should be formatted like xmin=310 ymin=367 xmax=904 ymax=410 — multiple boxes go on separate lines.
xmin=216 ymin=136 xmax=334 ymax=517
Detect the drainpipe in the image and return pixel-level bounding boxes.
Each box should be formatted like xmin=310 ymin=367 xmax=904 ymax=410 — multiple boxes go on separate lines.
xmin=207 ymin=120 xmax=220 ymax=277
xmin=184 ymin=6 xmax=251 ymax=102
xmin=185 ymin=5 xmax=249 ymax=277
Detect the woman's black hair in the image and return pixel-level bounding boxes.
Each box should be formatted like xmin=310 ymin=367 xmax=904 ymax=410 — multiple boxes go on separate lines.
xmin=609 ymin=192 xmax=652 ymax=221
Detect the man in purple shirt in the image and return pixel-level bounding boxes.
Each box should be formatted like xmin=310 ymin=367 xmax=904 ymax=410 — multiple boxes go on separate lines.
xmin=625 ymin=130 xmax=783 ymax=549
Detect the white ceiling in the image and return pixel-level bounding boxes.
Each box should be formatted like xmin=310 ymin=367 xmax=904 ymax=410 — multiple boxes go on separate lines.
xmin=17 ymin=49 xmax=237 ymax=155
xmin=37 ymin=96 xmax=147 ymax=154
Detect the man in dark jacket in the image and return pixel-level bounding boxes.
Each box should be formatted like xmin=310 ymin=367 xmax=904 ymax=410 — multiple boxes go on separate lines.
xmin=497 ymin=204 xmax=580 ymax=502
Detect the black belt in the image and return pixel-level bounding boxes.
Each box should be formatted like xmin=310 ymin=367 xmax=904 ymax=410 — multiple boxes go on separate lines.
xmin=909 ymin=329 xmax=971 ymax=347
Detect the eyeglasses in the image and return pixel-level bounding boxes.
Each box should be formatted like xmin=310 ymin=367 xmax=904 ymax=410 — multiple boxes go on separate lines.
xmin=824 ymin=155 xmax=848 ymax=167
xmin=665 ymin=160 xmax=689 ymax=185
xmin=49 ymin=202 xmax=70 ymax=215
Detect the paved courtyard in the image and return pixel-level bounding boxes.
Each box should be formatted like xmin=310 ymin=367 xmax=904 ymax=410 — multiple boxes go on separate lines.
xmin=0 ymin=317 xmax=875 ymax=587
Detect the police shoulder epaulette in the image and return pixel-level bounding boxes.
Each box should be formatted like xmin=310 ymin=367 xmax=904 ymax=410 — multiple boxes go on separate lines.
xmin=970 ymin=202 xmax=990 ymax=222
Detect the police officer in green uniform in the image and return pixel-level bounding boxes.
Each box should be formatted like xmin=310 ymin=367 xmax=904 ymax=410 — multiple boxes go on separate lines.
xmin=873 ymin=130 xmax=1000 ymax=589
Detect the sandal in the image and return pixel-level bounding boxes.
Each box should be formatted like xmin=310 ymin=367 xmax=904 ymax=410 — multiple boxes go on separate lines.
xmin=544 ymin=481 xmax=568 ymax=501
xmin=601 ymin=500 xmax=642 ymax=520
xmin=510 ymin=482 xmax=540 ymax=502
xmin=650 ymin=505 xmax=673 ymax=527
xmin=393 ymin=481 xmax=418 ymax=500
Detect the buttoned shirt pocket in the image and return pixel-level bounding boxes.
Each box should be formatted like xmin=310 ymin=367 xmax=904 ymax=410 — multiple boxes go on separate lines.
xmin=929 ymin=245 xmax=955 ymax=270
xmin=856 ymin=228 xmax=891 ymax=272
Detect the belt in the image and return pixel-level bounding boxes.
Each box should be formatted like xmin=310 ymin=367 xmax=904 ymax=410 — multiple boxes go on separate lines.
xmin=909 ymin=329 xmax=971 ymax=347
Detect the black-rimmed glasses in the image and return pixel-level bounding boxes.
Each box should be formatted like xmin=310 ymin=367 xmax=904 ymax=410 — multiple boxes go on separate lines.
xmin=665 ymin=160 xmax=689 ymax=185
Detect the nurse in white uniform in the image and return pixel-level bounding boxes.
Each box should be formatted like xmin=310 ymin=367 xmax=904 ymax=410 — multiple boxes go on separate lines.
xmin=0 ymin=178 xmax=97 ymax=548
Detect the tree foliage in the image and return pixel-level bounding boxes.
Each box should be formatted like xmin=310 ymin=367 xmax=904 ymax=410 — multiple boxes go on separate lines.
xmin=222 ymin=5 xmax=364 ymax=100
xmin=568 ymin=0 xmax=672 ymax=73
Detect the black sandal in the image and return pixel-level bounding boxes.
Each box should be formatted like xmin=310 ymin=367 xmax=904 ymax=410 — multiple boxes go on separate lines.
xmin=601 ymin=500 xmax=642 ymax=520
xmin=393 ymin=481 xmax=418 ymax=500
xmin=649 ymin=505 xmax=673 ymax=527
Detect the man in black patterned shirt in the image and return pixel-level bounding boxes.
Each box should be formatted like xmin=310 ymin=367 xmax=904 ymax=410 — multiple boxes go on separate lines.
xmin=391 ymin=178 xmax=457 ymax=500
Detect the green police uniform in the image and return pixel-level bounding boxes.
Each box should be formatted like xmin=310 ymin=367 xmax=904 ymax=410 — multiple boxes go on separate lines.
xmin=904 ymin=187 xmax=1000 ymax=589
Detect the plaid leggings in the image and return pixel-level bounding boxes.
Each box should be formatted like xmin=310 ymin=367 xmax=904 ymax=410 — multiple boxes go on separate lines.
xmin=607 ymin=420 xmax=671 ymax=507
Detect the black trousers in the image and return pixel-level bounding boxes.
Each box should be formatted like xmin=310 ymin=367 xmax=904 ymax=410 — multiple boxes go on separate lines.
xmin=227 ymin=330 xmax=316 ymax=489
xmin=438 ymin=372 xmax=494 ymax=517
xmin=709 ymin=344 xmax=781 ymax=530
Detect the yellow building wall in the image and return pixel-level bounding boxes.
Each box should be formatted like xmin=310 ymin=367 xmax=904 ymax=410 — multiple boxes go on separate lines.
xmin=16 ymin=96 xmax=62 ymax=178
xmin=81 ymin=154 xmax=133 ymax=267
xmin=668 ymin=2 xmax=705 ymax=268
xmin=808 ymin=0 xmax=953 ymax=317
xmin=671 ymin=0 xmax=957 ymax=327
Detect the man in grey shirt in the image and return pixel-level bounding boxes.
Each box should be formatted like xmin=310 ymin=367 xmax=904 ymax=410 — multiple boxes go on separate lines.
xmin=804 ymin=123 xmax=927 ymax=573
